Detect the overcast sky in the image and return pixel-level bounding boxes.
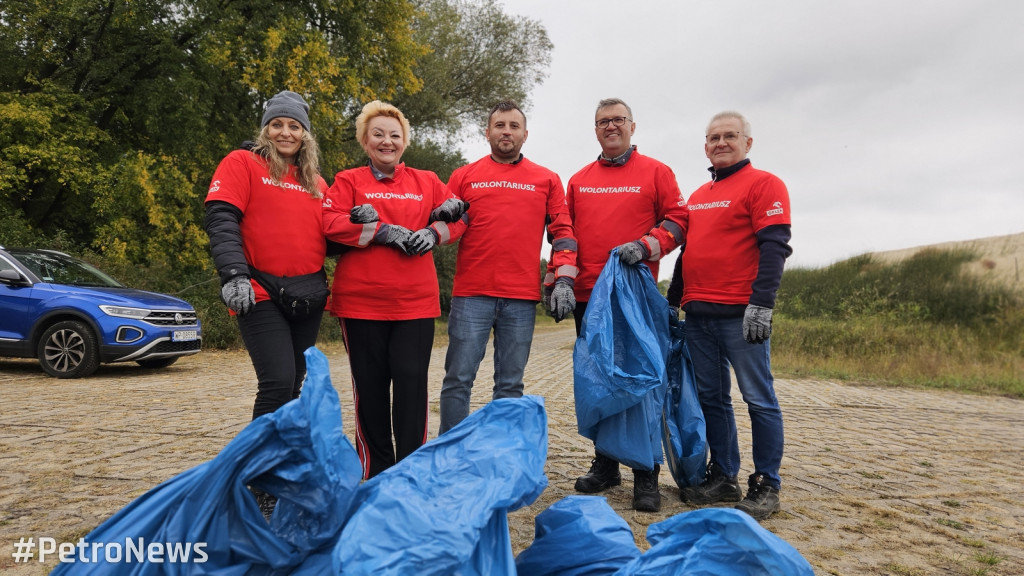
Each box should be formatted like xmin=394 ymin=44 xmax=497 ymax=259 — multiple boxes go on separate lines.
xmin=457 ymin=0 xmax=1024 ymax=279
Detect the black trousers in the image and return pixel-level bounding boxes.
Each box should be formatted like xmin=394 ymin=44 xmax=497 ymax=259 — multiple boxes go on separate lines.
xmin=341 ymin=317 xmax=433 ymax=479
xmin=573 ymin=300 xmax=590 ymax=337
xmin=237 ymin=300 xmax=323 ymax=420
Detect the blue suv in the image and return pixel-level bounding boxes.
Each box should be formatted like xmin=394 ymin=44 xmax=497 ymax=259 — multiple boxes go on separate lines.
xmin=0 ymin=246 xmax=202 ymax=378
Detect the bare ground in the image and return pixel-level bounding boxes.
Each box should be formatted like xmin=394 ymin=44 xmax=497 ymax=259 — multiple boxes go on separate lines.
xmin=1 ymin=325 xmax=1022 ymax=575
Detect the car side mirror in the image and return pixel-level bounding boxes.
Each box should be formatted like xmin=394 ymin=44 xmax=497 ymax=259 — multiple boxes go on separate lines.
xmin=0 ymin=269 xmax=29 ymax=287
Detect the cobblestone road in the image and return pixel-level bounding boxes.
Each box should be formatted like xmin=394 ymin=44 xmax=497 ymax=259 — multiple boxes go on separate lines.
xmin=1 ymin=325 xmax=1022 ymax=574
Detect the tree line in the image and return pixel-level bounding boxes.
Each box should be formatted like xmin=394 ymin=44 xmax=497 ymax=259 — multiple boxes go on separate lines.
xmin=0 ymin=0 xmax=552 ymax=320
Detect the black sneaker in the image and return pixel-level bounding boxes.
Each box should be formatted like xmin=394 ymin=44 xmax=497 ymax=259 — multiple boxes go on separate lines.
xmin=680 ymin=462 xmax=743 ymax=504
xmin=632 ymin=465 xmax=661 ymax=512
xmin=735 ymin=474 xmax=780 ymax=520
xmin=574 ymin=453 xmax=621 ymax=493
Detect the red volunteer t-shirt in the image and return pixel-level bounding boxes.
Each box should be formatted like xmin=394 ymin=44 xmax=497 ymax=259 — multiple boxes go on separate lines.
xmin=567 ymin=151 xmax=686 ymax=301
xmin=446 ymin=156 xmax=576 ymax=301
xmin=323 ymin=164 xmax=452 ymax=320
xmin=205 ymin=150 xmax=327 ymax=302
xmin=681 ymin=163 xmax=791 ymax=306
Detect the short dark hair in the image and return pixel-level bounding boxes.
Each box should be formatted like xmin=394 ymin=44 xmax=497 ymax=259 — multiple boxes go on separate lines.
xmin=487 ymin=100 xmax=526 ymax=128
xmin=596 ymin=97 xmax=633 ymax=120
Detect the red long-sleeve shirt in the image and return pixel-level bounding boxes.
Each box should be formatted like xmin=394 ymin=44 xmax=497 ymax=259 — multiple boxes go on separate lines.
xmin=446 ymin=156 xmax=577 ymax=301
xmin=323 ymin=163 xmax=454 ymax=320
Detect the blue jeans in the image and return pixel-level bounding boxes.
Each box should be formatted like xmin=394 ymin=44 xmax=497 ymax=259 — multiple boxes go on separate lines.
xmin=439 ymin=296 xmax=537 ymax=433
xmin=685 ymin=312 xmax=784 ymax=489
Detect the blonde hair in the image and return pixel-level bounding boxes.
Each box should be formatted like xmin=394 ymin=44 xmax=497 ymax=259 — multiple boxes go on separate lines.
xmin=355 ymin=100 xmax=411 ymax=147
xmin=252 ymin=125 xmax=322 ymax=198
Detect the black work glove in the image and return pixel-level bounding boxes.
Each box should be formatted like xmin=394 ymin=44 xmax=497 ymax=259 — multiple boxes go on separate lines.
xmin=375 ymin=223 xmax=414 ymax=255
xmin=221 ymin=276 xmax=255 ymax=315
xmin=406 ymin=228 xmax=439 ymax=256
xmin=547 ymin=277 xmax=576 ymax=322
xmin=429 ymin=198 xmax=470 ymax=223
xmin=615 ymin=240 xmax=650 ymax=265
xmin=742 ymin=304 xmax=773 ymax=343
xmin=350 ymin=204 xmax=380 ymax=224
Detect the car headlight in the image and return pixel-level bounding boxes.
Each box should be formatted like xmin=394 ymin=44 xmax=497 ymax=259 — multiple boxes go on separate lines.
xmin=99 ymin=305 xmax=151 ymax=319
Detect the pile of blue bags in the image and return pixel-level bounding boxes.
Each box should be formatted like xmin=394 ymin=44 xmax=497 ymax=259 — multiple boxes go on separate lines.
xmin=53 ymin=254 xmax=812 ymax=574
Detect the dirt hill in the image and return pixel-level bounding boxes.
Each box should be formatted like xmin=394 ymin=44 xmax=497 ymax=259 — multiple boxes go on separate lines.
xmin=870 ymin=231 xmax=1024 ymax=289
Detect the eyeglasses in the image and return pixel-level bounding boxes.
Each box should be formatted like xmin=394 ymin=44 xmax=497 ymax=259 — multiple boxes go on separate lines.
xmin=706 ymin=132 xmax=745 ymax=144
xmin=595 ymin=116 xmax=631 ymax=129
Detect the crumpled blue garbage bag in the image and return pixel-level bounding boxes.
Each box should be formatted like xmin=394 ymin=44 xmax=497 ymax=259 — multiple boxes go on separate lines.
xmin=574 ymin=252 xmax=671 ymax=470
xmin=662 ymin=315 xmax=709 ymax=488
xmin=52 ymin=347 xmax=363 ymax=576
xmin=612 ymin=508 xmax=815 ymax=575
xmin=321 ymin=395 xmax=549 ymax=576
xmin=514 ymin=496 xmax=640 ymax=575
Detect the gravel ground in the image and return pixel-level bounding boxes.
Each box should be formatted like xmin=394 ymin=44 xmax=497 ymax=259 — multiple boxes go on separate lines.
xmin=1 ymin=324 xmax=1022 ymax=575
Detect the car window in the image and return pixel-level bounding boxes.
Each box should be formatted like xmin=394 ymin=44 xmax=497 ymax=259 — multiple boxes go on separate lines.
xmin=0 ymin=256 xmax=16 ymax=273
xmin=9 ymin=251 xmax=122 ymax=287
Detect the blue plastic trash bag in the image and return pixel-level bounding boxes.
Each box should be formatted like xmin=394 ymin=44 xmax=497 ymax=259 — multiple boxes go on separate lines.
xmin=52 ymin=347 xmax=363 ymax=576
xmin=612 ymin=508 xmax=815 ymax=575
xmin=662 ymin=315 xmax=709 ymax=488
xmin=515 ymin=496 xmax=640 ymax=575
xmin=574 ymin=252 xmax=671 ymax=470
xmin=325 ymin=396 xmax=549 ymax=576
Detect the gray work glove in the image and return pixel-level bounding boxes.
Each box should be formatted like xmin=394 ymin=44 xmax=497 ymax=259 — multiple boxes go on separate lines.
xmin=743 ymin=304 xmax=773 ymax=344
xmin=221 ymin=276 xmax=255 ymax=315
xmin=350 ymin=204 xmax=380 ymax=224
xmin=429 ymin=198 xmax=470 ymax=223
xmin=548 ymin=277 xmax=576 ymax=322
xmin=375 ymin=223 xmax=413 ymax=255
xmin=406 ymin=228 xmax=439 ymax=256
xmin=616 ymin=240 xmax=650 ymax=265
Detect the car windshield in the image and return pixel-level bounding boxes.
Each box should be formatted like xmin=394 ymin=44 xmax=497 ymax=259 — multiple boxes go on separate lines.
xmin=10 ymin=250 xmax=123 ymax=288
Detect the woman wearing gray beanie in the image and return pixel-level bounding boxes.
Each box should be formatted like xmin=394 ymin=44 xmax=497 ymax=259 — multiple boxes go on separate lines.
xmin=203 ymin=90 xmax=329 ymax=517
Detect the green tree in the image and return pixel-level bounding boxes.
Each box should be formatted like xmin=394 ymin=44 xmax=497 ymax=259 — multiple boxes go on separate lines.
xmin=1 ymin=0 xmax=423 ymax=273
xmin=396 ymin=0 xmax=554 ymax=144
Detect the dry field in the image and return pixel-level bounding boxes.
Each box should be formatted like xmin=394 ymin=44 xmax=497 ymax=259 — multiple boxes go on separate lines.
xmin=870 ymin=231 xmax=1024 ymax=290
xmin=1 ymin=325 xmax=1022 ymax=575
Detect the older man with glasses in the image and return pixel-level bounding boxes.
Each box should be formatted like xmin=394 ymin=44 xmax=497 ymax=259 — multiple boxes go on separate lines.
xmin=666 ymin=110 xmax=793 ymax=520
xmin=563 ymin=97 xmax=687 ymax=512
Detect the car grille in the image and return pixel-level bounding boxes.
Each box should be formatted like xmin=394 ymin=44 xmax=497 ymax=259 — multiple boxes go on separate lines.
xmin=150 ymin=340 xmax=202 ymax=353
xmin=145 ymin=310 xmax=199 ymax=326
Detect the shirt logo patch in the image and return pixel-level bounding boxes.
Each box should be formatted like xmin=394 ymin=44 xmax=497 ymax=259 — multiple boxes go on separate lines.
xmin=469 ymin=181 xmax=537 ymax=191
xmin=577 ymin=186 xmax=642 ymax=194
xmin=766 ymin=201 xmax=784 ymax=217
xmin=688 ymin=200 xmax=731 ymax=210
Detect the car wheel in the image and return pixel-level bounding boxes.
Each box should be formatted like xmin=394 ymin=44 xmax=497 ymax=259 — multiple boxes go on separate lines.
xmin=136 ymin=357 xmax=178 ymax=369
xmin=37 ymin=320 xmax=100 ymax=378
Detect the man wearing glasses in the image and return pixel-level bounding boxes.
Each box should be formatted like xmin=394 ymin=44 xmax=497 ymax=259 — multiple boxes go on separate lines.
xmin=565 ymin=97 xmax=686 ymax=512
xmin=666 ymin=111 xmax=792 ymax=520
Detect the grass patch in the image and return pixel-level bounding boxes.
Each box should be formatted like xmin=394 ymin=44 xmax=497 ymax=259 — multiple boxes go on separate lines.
xmin=883 ymin=563 xmax=927 ymax=576
xmin=774 ymin=250 xmax=1024 ymax=398
xmin=974 ymin=552 xmax=1001 ymax=565
xmin=937 ymin=518 xmax=965 ymax=530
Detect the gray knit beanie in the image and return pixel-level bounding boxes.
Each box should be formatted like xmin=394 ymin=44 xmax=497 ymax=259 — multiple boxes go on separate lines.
xmin=261 ymin=90 xmax=310 ymax=132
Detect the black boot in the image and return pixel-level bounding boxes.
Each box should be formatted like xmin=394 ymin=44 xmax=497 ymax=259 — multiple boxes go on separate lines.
xmin=680 ymin=462 xmax=743 ymax=505
xmin=735 ymin=474 xmax=781 ymax=520
xmin=632 ymin=465 xmax=662 ymax=512
xmin=574 ymin=452 xmax=621 ymax=493
xmin=249 ymin=486 xmax=277 ymax=521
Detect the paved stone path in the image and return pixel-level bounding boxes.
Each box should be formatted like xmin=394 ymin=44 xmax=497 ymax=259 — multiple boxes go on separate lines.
xmin=1 ymin=324 xmax=1022 ymax=574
